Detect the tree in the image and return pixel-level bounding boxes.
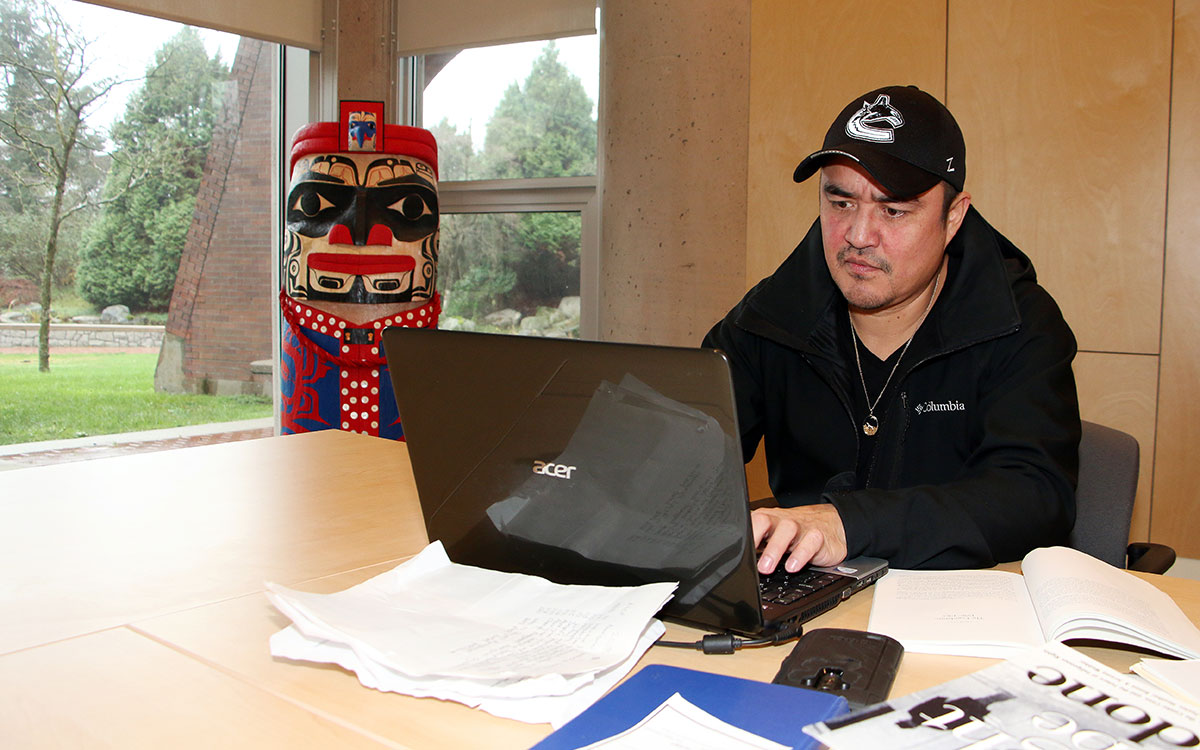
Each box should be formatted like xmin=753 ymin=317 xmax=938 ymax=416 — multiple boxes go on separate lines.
xmin=0 ymin=0 xmax=119 ymax=371
xmin=76 ymin=27 xmax=227 ymax=311
xmin=427 ymin=116 xmax=476 ymax=182
xmin=481 ymin=43 xmax=596 ymax=181
xmin=440 ymin=43 xmax=596 ymax=318
xmin=425 ymin=118 xmax=507 ymax=319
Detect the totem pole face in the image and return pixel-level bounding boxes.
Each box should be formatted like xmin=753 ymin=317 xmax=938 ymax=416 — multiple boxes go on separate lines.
xmin=284 ymin=150 xmax=439 ymax=306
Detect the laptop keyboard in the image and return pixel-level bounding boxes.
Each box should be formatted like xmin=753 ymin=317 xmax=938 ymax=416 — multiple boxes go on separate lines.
xmin=758 ymin=567 xmax=843 ymax=608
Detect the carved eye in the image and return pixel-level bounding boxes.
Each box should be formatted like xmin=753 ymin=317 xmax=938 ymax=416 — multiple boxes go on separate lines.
xmin=293 ymin=190 xmax=334 ymax=217
xmin=389 ymin=193 xmax=429 ymax=221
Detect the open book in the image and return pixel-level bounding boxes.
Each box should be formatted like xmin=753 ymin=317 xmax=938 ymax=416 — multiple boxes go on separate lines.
xmin=866 ymin=546 xmax=1200 ymax=659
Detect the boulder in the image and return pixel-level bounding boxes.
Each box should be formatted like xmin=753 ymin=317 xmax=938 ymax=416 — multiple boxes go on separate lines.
xmin=557 ymin=296 xmax=581 ymax=319
xmin=101 ymin=304 xmax=131 ymax=323
xmin=483 ymin=308 xmax=522 ymax=329
xmin=440 ymin=316 xmax=476 ymax=332
xmin=519 ymin=314 xmax=551 ymax=334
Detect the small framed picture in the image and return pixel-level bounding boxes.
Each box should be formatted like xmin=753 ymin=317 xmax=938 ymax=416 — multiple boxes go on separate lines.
xmin=339 ymin=100 xmax=384 ymax=152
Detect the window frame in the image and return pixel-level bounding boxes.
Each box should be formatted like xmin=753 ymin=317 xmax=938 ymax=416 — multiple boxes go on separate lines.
xmin=436 ymin=176 xmax=599 ymax=339
xmin=400 ymin=35 xmax=601 ymax=341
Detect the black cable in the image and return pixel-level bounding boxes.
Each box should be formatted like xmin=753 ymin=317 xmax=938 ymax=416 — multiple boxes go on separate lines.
xmin=656 ymin=624 xmax=803 ymax=654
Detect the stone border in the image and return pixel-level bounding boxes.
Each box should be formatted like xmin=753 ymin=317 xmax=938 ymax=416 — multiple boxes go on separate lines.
xmin=0 ymin=323 xmax=165 ymax=349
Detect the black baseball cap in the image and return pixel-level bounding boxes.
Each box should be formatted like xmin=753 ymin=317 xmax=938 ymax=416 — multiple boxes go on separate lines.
xmin=793 ymin=85 xmax=966 ymax=198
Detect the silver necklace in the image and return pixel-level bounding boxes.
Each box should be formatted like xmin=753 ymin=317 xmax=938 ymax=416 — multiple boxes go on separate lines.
xmin=848 ymin=274 xmax=940 ymax=437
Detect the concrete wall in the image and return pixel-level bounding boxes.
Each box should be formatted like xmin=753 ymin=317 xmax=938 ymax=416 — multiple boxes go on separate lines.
xmin=598 ymin=0 xmax=751 ymax=346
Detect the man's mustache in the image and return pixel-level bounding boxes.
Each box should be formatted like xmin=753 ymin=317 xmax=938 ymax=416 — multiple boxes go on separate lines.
xmin=837 ymin=247 xmax=892 ymax=275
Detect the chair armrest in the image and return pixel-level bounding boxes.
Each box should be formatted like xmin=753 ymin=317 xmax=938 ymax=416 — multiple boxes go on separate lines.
xmin=1127 ymin=542 xmax=1177 ymax=574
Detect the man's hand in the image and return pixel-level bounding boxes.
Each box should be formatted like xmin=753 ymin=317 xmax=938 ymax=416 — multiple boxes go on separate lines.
xmin=751 ymin=504 xmax=848 ymax=574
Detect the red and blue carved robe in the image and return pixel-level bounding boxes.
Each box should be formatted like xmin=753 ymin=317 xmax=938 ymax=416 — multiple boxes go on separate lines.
xmin=280 ymin=291 xmax=440 ymax=439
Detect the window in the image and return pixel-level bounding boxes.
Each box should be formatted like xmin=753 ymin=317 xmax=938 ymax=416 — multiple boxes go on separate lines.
xmin=414 ymin=32 xmax=599 ymax=339
xmin=0 ymin=0 xmax=290 ymax=447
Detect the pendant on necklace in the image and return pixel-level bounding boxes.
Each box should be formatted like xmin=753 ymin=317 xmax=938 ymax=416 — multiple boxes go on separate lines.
xmin=863 ymin=415 xmax=879 ymax=436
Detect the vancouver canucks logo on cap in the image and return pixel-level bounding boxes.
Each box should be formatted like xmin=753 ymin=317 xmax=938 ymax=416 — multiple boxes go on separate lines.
xmin=845 ymin=94 xmax=905 ymax=144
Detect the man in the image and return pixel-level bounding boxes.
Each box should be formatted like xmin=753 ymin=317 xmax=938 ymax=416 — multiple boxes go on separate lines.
xmin=703 ymin=85 xmax=1080 ymax=573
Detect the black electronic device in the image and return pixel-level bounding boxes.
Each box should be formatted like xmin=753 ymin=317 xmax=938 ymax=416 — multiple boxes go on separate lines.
xmin=382 ymin=327 xmax=888 ymax=637
xmin=772 ymin=627 xmax=903 ymax=709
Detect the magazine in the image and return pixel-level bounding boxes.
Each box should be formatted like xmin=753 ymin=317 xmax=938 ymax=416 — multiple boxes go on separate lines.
xmin=866 ymin=546 xmax=1200 ymax=659
xmin=804 ymin=642 xmax=1200 ymax=749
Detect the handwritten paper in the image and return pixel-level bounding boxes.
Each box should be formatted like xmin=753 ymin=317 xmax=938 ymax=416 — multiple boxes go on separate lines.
xmin=266 ymin=541 xmax=676 ymax=726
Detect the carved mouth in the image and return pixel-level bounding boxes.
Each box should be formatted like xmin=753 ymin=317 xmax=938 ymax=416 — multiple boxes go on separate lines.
xmin=307 ymin=253 xmax=415 ymax=275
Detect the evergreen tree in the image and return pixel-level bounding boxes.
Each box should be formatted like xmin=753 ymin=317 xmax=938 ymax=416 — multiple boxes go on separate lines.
xmin=464 ymin=42 xmax=595 ymax=312
xmin=425 ymin=118 xmax=508 ymax=319
xmin=427 ymin=116 xmax=475 ymax=182
xmin=0 ymin=0 xmax=49 ymax=228
xmin=481 ymin=42 xmax=596 ymax=180
xmin=77 ymin=27 xmax=227 ymax=311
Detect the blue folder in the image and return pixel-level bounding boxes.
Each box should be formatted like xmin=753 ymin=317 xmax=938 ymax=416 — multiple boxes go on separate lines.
xmin=532 ymin=664 xmax=848 ymax=749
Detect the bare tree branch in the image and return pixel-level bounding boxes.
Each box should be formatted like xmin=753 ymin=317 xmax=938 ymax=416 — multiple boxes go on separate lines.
xmin=0 ymin=0 xmax=123 ymax=371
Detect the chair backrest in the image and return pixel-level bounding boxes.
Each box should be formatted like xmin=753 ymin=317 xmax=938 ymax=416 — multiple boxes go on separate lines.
xmin=1068 ymin=420 xmax=1139 ymax=567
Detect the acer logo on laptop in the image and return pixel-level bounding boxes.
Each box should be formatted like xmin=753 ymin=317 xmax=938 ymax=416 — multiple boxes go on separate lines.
xmin=532 ymin=460 xmax=576 ymax=479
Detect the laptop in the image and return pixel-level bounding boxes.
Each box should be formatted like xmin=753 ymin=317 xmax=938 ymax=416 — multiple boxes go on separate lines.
xmin=382 ymin=328 xmax=886 ymax=636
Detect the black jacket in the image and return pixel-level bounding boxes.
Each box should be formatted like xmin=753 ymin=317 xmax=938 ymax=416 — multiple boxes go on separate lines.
xmin=703 ymin=207 xmax=1080 ymax=569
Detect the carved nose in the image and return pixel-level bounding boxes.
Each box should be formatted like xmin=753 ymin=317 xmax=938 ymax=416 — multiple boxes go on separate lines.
xmin=327 ymin=224 xmax=353 ymax=245
xmin=326 ymin=223 xmax=393 ymax=246
xmin=365 ymin=225 xmax=393 ymax=246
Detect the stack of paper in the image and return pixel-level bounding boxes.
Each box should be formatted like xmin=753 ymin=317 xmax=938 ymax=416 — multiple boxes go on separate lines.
xmin=266 ymin=541 xmax=677 ymax=727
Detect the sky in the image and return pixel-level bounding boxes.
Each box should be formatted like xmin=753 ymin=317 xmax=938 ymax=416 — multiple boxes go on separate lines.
xmin=41 ymin=1 xmax=599 ymax=155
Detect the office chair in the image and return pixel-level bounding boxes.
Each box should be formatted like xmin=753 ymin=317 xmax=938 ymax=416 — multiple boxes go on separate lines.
xmin=1068 ymin=420 xmax=1176 ymax=574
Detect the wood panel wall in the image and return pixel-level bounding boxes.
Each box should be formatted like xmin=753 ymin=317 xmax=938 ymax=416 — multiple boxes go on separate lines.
xmin=1156 ymin=0 xmax=1200 ymax=552
xmin=743 ymin=0 xmax=1195 ymax=554
xmin=745 ymin=1 xmax=947 ymax=292
xmin=948 ymin=1 xmax=1169 ymax=545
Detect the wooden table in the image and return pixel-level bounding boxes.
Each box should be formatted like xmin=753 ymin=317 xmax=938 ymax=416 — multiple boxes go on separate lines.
xmin=2 ymin=429 xmax=1197 ymax=748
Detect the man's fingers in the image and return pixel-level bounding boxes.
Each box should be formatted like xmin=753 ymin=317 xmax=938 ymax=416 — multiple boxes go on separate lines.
xmin=750 ymin=512 xmax=771 ymax=547
xmin=754 ymin=513 xmax=798 ymax=574
xmin=784 ymin=527 xmax=823 ymax=572
xmin=751 ymin=505 xmax=848 ymax=573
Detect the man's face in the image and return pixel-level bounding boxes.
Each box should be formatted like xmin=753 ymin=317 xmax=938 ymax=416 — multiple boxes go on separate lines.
xmin=283 ymin=152 xmax=438 ymax=305
xmin=819 ymin=159 xmax=968 ymax=314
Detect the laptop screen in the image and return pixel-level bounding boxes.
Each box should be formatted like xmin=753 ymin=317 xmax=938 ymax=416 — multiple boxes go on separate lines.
xmin=382 ymin=328 xmax=766 ymax=633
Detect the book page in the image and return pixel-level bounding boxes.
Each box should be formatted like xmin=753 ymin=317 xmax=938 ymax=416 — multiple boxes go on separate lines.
xmin=1021 ymin=546 xmax=1200 ymax=659
xmin=866 ymin=569 xmax=1043 ymax=658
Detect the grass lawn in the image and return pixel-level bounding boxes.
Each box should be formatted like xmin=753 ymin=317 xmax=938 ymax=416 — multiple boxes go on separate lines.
xmin=0 ymin=350 xmax=273 ymax=446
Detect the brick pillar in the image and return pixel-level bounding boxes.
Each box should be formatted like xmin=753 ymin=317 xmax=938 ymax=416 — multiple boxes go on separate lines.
xmin=156 ymin=38 xmax=275 ymax=395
